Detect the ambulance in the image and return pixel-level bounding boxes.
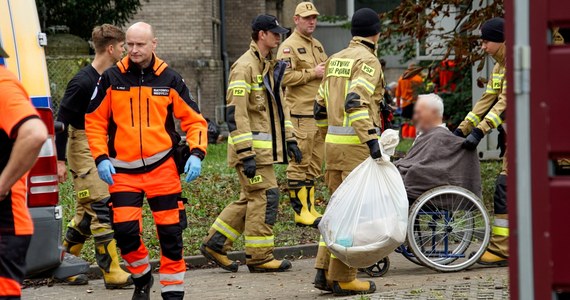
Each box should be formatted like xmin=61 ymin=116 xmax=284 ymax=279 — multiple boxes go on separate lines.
xmin=0 ymin=0 xmax=88 ymax=278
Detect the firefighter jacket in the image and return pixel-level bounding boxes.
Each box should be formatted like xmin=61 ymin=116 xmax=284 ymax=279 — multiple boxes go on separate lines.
xmin=86 ymin=54 xmax=208 ymax=174
xmin=226 ymin=41 xmax=295 ymax=167
xmin=277 ymin=29 xmax=328 ymax=116
xmin=314 ymin=37 xmax=385 ymax=171
xmin=458 ymin=44 xmax=507 ymax=135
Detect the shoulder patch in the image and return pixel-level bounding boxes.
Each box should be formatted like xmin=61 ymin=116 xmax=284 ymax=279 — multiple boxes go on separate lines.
xmin=327 ymin=58 xmax=354 ymax=78
xmin=362 ymin=63 xmax=376 ymax=77
xmin=316 ymin=46 xmax=324 ymax=53
xmin=256 ymin=75 xmax=263 ymax=83
xmin=283 ymin=48 xmax=291 ymax=54
xmin=297 ymin=47 xmax=306 ymax=54
xmin=233 ymin=88 xmax=246 ymax=96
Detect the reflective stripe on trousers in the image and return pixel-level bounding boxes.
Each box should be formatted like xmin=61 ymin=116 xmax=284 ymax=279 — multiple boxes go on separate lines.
xmin=244 ymin=235 xmax=275 ymax=248
xmin=325 ymin=126 xmax=379 ymax=145
xmin=492 ymin=218 xmax=509 ymax=237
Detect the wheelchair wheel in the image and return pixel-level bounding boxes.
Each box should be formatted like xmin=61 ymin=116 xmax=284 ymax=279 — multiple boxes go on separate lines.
xmin=407 ymin=186 xmax=491 ymax=272
xmin=359 ymin=257 xmax=390 ymax=277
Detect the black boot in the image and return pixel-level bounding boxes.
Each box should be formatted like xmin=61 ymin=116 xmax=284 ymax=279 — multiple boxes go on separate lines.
xmin=132 ymin=271 xmax=154 ymax=300
xmin=161 ymin=291 xmax=184 ymax=300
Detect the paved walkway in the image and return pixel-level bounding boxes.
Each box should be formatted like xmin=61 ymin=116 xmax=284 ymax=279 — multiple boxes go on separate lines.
xmin=22 ymin=253 xmax=508 ymax=300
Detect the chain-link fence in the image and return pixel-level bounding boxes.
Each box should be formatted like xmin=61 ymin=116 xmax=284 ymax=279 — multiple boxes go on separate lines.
xmin=46 ymin=55 xmax=93 ymax=114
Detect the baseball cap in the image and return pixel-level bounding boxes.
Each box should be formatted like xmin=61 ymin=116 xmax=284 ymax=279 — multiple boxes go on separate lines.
xmin=0 ymin=45 xmax=9 ymax=58
xmin=252 ymin=14 xmax=289 ymax=34
xmin=295 ymin=2 xmax=320 ymax=17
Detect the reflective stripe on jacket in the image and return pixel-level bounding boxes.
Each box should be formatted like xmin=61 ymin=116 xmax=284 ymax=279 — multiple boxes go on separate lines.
xmin=226 ymin=41 xmax=294 ymax=167
xmin=314 ymin=37 xmax=384 ymax=171
xmin=458 ymin=44 xmax=507 ymax=135
xmin=86 ymin=54 xmax=208 ymax=174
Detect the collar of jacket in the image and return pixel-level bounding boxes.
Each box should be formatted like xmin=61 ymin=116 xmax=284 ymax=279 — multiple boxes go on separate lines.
xmin=350 ymin=36 xmax=377 ymax=55
xmin=293 ymin=29 xmax=313 ymax=43
xmin=249 ymin=40 xmax=275 ymax=64
xmin=117 ymin=53 xmax=168 ymax=76
xmin=493 ymin=43 xmax=506 ymax=66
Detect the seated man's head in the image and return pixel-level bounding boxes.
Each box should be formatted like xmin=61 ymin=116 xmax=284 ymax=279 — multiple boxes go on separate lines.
xmin=413 ymin=93 xmax=444 ymax=133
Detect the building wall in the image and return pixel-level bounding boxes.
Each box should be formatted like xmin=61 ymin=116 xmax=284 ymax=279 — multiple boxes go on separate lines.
xmin=129 ymin=0 xmax=224 ymax=121
xmin=224 ymin=0 xmax=267 ymax=63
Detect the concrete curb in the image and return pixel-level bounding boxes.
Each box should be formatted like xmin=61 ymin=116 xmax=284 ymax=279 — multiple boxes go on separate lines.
xmin=88 ymin=243 xmax=318 ymax=277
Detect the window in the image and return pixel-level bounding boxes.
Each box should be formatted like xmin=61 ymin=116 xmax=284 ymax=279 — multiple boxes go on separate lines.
xmin=314 ymin=0 xmax=400 ymax=17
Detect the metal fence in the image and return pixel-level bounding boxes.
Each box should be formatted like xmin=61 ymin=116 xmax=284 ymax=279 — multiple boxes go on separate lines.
xmin=46 ymin=55 xmax=93 ymax=114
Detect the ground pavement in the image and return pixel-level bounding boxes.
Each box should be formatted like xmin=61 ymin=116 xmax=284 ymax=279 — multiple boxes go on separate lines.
xmin=22 ymin=253 xmax=508 ymax=300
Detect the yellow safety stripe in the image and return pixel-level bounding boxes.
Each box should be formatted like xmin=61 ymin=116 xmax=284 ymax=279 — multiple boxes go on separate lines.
xmin=330 ymin=253 xmax=337 ymax=259
xmin=227 ymin=132 xmax=253 ymax=145
xmin=285 ymin=120 xmax=294 ymax=129
xmin=350 ymin=77 xmax=376 ymax=95
xmin=465 ymin=112 xmax=481 ymax=126
xmin=319 ymin=236 xmax=326 ymax=247
xmin=251 ymin=83 xmax=264 ymax=91
xmin=485 ymin=85 xmax=498 ymax=94
xmin=324 ymin=81 xmax=330 ymax=106
xmin=325 ymin=134 xmax=361 ymax=145
xmin=212 ymin=218 xmax=240 ymax=241
xmin=244 ymin=235 xmax=275 ymax=248
xmin=316 ymin=119 xmax=328 ymax=127
xmin=347 ymin=110 xmax=369 ymax=125
xmin=252 ymin=140 xmax=272 ymax=149
xmin=492 ymin=226 xmax=509 ymax=237
xmin=318 ymin=85 xmax=325 ymax=98
xmin=485 ymin=111 xmax=503 ymax=128
xmin=228 ymin=80 xmax=252 ymax=92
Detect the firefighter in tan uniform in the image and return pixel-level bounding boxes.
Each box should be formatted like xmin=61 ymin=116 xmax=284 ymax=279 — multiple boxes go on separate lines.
xmin=201 ymin=15 xmax=302 ymax=273
xmin=312 ymin=8 xmax=384 ymax=296
xmin=277 ymin=2 xmax=328 ymax=227
xmin=453 ymin=18 xmax=509 ymax=266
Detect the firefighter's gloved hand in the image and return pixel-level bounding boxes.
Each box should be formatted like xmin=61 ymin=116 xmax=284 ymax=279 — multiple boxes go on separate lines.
xmin=184 ymin=155 xmax=202 ymax=182
xmin=97 ymin=159 xmax=115 ymax=185
xmin=366 ymin=139 xmax=382 ymax=159
xmin=287 ymin=141 xmax=303 ymax=163
xmin=453 ymin=128 xmax=465 ymax=138
xmin=462 ymin=128 xmax=485 ymax=150
xmin=242 ymin=157 xmax=256 ymax=179
xmin=497 ymin=125 xmax=507 ymax=158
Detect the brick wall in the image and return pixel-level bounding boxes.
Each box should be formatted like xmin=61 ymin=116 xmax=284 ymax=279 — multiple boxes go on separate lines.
xmin=129 ymin=0 xmax=224 ymax=121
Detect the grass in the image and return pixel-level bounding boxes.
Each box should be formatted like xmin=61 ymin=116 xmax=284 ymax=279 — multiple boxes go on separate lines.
xmin=59 ymin=142 xmax=501 ymax=263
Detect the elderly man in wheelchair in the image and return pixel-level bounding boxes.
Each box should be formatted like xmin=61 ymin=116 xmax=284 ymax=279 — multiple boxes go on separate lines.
xmin=361 ymin=94 xmax=491 ymax=277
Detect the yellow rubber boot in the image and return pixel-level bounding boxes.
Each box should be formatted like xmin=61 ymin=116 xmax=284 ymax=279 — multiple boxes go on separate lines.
xmin=332 ymin=279 xmax=376 ymax=296
xmin=478 ymin=251 xmax=508 ymax=267
xmin=248 ymin=259 xmax=292 ymax=273
xmin=200 ymin=244 xmax=239 ymax=272
xmin=306 ymin=183 xmax=322 ymax=219
xmin=289 ymin=186 xmax=319 ymax=228
xmin=62 ymin=240 xmax=89 ymax=285
xmin=95 ymin=239 xmax=134 ymax=289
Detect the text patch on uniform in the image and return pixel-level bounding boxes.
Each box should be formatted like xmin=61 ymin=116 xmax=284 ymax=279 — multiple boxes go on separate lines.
xmin=234 ymin=88 xmax=246 ymax=96
xmin=327 ymin=58 xmax=354 ymax=78
xmin=256 ymin=75 xmax=263 ymax=83
xmin=152 ymin=88 xmax=170 ymax=96
xmin=297 ymin=47 xmax=307 ymax=54
xmin=492 ymin=78 xmax=501 ymax=89
xmin=362 ymin=63 xmax=375 ymax=77
xmin=77 ymin=189 xmax=90 ymax=199
xmin=112 ymin=85 xmax=130 ymax=91
xmin=249 ymin=175 xmax=263 ymax=185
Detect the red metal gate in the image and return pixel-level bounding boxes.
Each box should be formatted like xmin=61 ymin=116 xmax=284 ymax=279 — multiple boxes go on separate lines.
xmin=506 ymin=0 xmax=570 ymax=298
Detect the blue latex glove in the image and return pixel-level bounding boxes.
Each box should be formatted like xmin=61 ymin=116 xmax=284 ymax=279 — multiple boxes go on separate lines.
xmin=97 ymin=159 xmax=115 ymax=185
xmin=395 ymin=107 xmax=403 ymax=115
xmin=184 ymin=155 xmax=202 ymax=182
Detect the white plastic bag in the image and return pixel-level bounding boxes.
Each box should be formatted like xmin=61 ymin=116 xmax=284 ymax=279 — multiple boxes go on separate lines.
xmin=318 ymin=131 xmax=408 ymax=268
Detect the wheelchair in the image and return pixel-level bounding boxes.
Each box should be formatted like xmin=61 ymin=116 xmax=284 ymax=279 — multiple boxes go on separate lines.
xmin=360 ymin=185 xmax=491 ymax=277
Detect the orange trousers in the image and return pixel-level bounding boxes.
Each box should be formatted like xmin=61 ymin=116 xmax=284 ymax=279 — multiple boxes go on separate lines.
xmin=0 ymin=176 xmax=33 ymax=299
xmin=109 ymin=158 xmax=187 ymax=293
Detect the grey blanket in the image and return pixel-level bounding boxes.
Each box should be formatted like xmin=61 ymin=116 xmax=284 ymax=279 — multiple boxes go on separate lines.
xmin=395 ymin=126 xmax=482 ymax=201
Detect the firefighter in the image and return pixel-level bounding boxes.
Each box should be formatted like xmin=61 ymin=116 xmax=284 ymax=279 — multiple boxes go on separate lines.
xmin=0 ymin=46 xmax=48 ymax=300
xmin=453 ymin=17 xmax=508 ymax=267
xmin=55 ymin=24 xmax=133 ymax=288
xmin=277 ymin=2 xmax=328 ymax=228
xmin=85 ymin=22 xmax=208 ymax=300
xmin=200 ymin=14 xmax=302 ymax=273
xmin=312 ymin=8 xmax=384 ymax=296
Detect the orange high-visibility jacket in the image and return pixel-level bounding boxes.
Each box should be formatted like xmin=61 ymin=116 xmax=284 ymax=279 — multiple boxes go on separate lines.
xmin=86 ymin=55 xmax=207 ymax=173
xmin=395 ymin=73 xmax=423 ymax=108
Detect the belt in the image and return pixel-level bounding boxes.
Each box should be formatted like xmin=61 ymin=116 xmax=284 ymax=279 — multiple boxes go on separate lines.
xmin=291 ymin=114 xmax=314 ymax=119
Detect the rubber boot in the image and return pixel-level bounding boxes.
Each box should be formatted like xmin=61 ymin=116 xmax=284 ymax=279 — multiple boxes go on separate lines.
xmin=305 ymin=181 xmax=322 ymax=220
xmin=132 ymin=271 xmax=154 ymax=300
xmin=200 ymin=244 xmax=239 ymax=272
xmin=95 ymin=239 xmax=134 ymax=289
xmin=478 ymin=251 xmax=508 ymax=267
xmin=314 ymin=269 xmax=333 ymax=292
xmin=161 ymin=291 xmax=184 ymax=300
xmin=62 ymin=238 xmax=89 ymax=285
xmin=247 ymin=259 xmax=292 ymax=273
xmin=332 ymin=279 xmax=376 ymax=296
xmin=289 ymin=184 xmax=319 ymax=228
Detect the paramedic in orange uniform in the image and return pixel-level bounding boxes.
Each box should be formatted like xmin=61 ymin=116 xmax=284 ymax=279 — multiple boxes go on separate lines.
xmin=85 ymin=22 xmax=208 ymax=300
xmin=0 ymin=46 xmax=48 ymax=300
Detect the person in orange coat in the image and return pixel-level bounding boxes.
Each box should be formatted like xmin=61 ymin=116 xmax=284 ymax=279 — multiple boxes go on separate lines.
xmin=0 ymin=46 xmax=48 ymax=300
xmin=395 ymin=62 xmax=424 ymax=119
xmin=85 ymin=22 xmax=207 ymax=300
